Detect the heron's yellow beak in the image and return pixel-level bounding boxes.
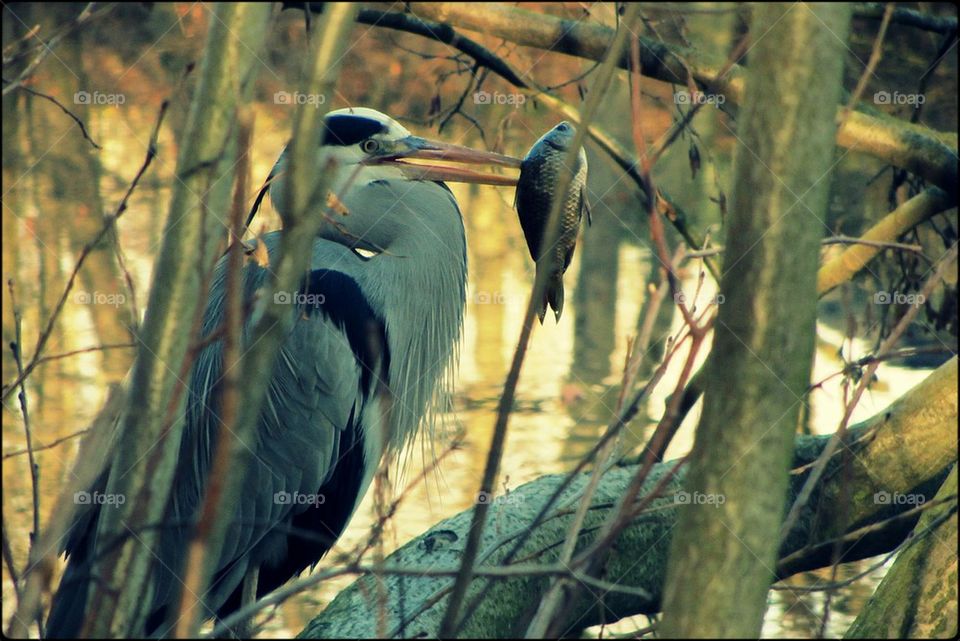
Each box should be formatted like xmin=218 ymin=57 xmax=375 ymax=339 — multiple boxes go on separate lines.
xmin=368 ymin=135 xmax=521 ymax=186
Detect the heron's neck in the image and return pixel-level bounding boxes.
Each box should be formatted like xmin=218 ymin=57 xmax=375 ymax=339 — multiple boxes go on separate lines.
xmin=269 ymin=155 xmax=406 ymax=217
xmin=366 ymin=215 xmax=466 ymax=450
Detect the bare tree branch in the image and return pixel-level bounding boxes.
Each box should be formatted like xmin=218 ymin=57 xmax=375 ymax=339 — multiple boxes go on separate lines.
xmin=854 ymin=3 xmax=958 ymax=35
xmin=400 ymin=2 xmax=957 ymax=196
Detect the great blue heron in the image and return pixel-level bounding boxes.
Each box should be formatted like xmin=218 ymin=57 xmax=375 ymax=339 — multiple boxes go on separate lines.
xmin=46 ymin=107 xmax=521 ymax=638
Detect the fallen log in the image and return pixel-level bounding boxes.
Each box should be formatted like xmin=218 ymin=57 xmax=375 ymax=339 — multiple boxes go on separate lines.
xmin=299 ymin=358 xmax=957 ymax=638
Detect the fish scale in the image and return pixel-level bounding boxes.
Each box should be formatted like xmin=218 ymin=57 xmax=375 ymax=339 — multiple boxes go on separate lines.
xmin=514 ymin=122 xmax=590 ymax=323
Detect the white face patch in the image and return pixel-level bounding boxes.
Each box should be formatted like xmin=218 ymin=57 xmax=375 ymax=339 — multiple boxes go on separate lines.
xmin=270 ymin=109 xmax=418 ymax=216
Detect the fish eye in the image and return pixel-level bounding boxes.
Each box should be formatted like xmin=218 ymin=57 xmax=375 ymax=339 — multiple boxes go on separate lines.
xmin=361 ymin=138 xmax=381 ymax=154
xmin=556 ymin=123 xmax=569 ymax=132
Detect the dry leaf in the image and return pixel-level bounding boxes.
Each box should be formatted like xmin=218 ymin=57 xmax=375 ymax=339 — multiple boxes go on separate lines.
xmin=326 ymin=191 xmax=350 ymax=216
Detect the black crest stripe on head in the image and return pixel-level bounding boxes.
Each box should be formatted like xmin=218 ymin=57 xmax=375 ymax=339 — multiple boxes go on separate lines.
xmin=322 ymin=115 xmax=388 ymax=146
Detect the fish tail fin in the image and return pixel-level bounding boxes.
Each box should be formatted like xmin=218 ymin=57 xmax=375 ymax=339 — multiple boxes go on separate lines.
xmin=547 ymin=273 xmax=564 ymax=322
xmin=532 ymin=265 xmax=551 ymax=325
xmin=535 ymin=292 xmax=548 ymax=324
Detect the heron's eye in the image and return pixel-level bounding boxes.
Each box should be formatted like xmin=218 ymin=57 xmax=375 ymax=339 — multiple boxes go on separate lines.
xmin=361 ymin=138 xmax=381 ymax=154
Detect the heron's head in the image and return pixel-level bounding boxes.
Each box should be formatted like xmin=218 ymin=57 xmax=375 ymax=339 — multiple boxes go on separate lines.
xmin=267 ymin=107 xmax=520 ymax=220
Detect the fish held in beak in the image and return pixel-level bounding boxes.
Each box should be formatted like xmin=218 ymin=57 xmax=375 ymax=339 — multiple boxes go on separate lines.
xmin=514 ymin=122 xmax=591 ymax=324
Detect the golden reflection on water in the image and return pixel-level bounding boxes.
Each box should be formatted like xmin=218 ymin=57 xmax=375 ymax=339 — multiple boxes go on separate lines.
xmin=1 ymin=116 xmax=931 ymax=639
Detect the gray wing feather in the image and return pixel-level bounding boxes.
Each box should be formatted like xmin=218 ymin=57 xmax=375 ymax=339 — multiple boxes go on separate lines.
xmin=152 ymin=234 xmax=366 ymax=620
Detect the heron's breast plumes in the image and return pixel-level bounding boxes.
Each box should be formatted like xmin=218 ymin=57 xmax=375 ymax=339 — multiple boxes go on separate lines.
xmin=344 ymin=179 xmax=468 ymax=452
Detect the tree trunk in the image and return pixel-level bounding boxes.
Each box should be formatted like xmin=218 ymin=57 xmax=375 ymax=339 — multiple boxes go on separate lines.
xmin=845 ymin=465 xmax=958 ymax=639
xmin=660 ymin=4 xmax=852 ymax=637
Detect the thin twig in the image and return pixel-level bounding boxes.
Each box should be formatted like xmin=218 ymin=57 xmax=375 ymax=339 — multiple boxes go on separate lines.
xmin=9 ymin=84 xmax=100 ymax=148
xmin=808 ymin=346 xmax=957 ymax=391
xmin=780 ymin=242 xmax=959 ymax=542
xmin=776 ymin=495 xmax=957 ymax=579
xmin=6 ymin=281 xmax=40 ymax=547
xmin=439 ymin=7 xmax=642 ymax=636
xmin=0 ymin=101 xmax=166 ymax=404
xmin=25 ymin=342 xmax=135 ymax=369
xmin=1 ymin=3 xmax=114 ymax=96
xmin=821 ymin=235 xmax=924 ymax=254
xmin=2 ymin=24 xmax=41 ymax=64
xmin=842 ymin=3 xmax=893 ymax=122
xmin=3 ymin=428 xmax=90 ymax=460
xmin=1 ymin=527 xmax=20 ymax=600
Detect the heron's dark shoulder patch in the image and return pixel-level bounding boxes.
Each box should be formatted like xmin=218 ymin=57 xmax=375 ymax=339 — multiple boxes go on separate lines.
xmin=322 ymin=115 xmax=387 ymax=146
xmin=298 ymin=270 xmax=389 ymax=394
